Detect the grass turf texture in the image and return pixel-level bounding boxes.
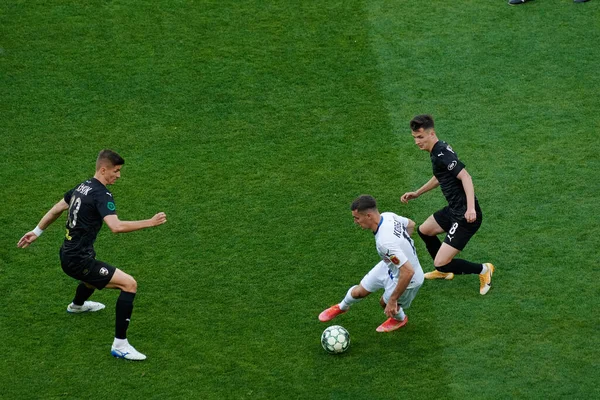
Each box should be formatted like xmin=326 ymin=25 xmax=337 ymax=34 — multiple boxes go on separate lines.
xmin=1 ymin=0 xmax=599 ymax=398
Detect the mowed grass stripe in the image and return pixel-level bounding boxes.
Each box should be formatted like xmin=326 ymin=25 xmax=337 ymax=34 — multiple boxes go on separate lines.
xmin=366 ymin=1 xmax=600 ymax=398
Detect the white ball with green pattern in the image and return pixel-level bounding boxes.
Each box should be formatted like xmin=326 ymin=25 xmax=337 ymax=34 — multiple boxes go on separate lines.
xmin=321 ymin=325 xmax=350 ymax=354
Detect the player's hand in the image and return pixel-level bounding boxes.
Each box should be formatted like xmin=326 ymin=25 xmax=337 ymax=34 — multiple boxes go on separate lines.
xmin=17 ymin=232 xmax=39 ymax=248
xmin=465 ymin=208 xmax=477 ymax=223
xmin=384 ymin=301 xmax=399 ymax=318
xmin=151 ymin=212 xmax=167 ymax=226
xmin=400 ymin=192 xmax=419 ymax=204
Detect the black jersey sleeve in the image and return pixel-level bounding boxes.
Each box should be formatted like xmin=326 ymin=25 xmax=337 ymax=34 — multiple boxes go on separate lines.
xmin=64 ymin=188 xmax=75 ymax=204
xmin=436 ymin=148 xmax=465 ymax=178
xmin=95 ymin=190 xmax=117 ymax=219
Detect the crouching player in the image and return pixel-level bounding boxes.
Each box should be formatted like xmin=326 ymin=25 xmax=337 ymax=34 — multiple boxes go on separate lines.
xmin=319 ymin=195 xmax=424 ymax=332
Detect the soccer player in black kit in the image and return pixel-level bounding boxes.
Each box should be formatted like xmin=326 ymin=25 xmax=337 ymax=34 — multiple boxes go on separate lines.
xmin=17 ymin=150 xmax=167 ymax=360
xmin=400 ymin=115 xmax=495 ymax=295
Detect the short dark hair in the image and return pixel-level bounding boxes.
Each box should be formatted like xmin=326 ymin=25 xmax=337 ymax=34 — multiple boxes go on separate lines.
xmin=410 ymin=114 xmax=435 ymax=132
xmin=351 ymin=195 xmax=377 ymax=212
xmin=96 ymin=149 xmax=125 ymax=170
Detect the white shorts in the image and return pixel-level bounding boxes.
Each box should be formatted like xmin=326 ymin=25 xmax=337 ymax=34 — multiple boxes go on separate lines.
xmin=360 ymin=261 xmax=423 ymax=309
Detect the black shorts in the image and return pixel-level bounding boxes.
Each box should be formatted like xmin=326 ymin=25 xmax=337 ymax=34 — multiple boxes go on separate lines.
xmin=433 ymin=206 xmax=482 ymax=251
xmin=60 ymin=251 xmax=116 ymax=290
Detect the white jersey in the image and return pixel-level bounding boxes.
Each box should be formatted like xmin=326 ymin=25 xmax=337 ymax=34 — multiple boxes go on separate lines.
xmin=374 ymin=212 xmax=424 ymax=288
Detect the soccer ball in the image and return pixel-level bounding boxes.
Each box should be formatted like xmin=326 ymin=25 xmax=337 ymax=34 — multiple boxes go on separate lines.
xmin=321 ymin=325 xmax=350 ymax=354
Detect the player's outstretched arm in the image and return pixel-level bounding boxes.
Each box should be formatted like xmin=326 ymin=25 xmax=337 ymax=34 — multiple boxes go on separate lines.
xmin=17 ymin=199 xmax=69 ymax=248
xmin=400 ymin=176 xmax=439 ymax=204
xmin=103 ymin=212 xmax=167 ymax=234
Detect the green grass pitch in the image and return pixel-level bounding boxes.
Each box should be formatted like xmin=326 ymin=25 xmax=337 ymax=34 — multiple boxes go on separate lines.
xmin=1 ymin=1 xmax=599 ymax=399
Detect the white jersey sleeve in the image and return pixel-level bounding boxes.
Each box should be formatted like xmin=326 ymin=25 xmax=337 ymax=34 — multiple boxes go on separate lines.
xmin=378 ymin=238 xmax=409 ymax=269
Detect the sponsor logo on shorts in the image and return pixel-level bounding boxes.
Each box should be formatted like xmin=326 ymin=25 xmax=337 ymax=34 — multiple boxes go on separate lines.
xmin=99 ymin=267 xmax=109 ymax=276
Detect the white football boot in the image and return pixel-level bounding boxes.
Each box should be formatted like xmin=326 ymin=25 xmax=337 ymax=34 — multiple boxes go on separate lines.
xmin=67 ymin=301 xmax=106 ymax=313
xmin=111 ymin=343 xmax=147 ymax=361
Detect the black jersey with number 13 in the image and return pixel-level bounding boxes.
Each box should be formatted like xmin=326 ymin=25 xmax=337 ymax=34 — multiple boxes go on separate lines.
xmin=61 ymin=178 xmax=117 ymax=260
xmin=430 ymin=141 xmax=480 ymax=220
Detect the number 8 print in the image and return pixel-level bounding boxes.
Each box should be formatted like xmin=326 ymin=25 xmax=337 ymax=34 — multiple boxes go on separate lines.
xmin=449 ymin=222 xmax=458 ymax=235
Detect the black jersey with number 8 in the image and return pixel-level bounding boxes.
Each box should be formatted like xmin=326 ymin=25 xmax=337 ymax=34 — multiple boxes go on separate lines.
xmin=430 ymin=141 xmax=480 ymax=219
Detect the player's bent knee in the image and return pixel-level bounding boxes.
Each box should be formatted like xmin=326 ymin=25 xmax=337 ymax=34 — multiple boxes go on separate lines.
xmin=417 ymin=225 xmax=433 ymax=237
xmin=108 ymin=269 xmax=138 ymax=292
xmin=124 ymin=276 xmax=137 ymax=293
xmin=351 ymin=285 xmax=370 ymax=299
xmin=418 ymin=216 xmax=444 ymax=236
xmin=417 ymin=227 xmax=429 ymax=238
xmin=434 ymin=255 xmax=454 ymax=268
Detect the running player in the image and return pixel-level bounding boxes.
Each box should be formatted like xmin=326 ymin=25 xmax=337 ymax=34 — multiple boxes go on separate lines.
xmin=400 ymin=114 xmax=494 ymax=295
xmin=319 ymin=195 xmax=424 ymax=332
xmin=17 ymin=149 xmax=167 ymax=360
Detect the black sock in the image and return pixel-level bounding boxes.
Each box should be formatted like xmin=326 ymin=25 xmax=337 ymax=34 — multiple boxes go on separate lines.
xmin=437 ymin=259 xmax=483 ymax=275
xmin=418 ymin=228 xmax=442 ymax=261
xmin=115 ymin=291 xmax=136 ymax=340
xmin=72 ymin=282 xmax=95 ymax=306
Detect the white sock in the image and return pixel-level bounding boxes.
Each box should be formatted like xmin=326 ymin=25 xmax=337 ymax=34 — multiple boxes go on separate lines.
xmin=480 ymin=264 xmax=488 ymax=275
xmin=113 ymin=338 xmax=129 ymax=349
xmin=339 ymin=285 xmax=361 ymax=311
xmin=393 ymin=307 xmax=406 ymax=321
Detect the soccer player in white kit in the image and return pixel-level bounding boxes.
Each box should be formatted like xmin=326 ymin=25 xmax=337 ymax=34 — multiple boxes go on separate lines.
xmin=319 ymin=195 xmax=425 ymax=332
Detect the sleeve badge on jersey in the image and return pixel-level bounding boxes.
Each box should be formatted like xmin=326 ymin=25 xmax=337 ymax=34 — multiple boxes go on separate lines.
xmin=448 ymin=160 xmax=457 ymax=171
xmin=389 ymin=254 xmax=401 ymax=265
